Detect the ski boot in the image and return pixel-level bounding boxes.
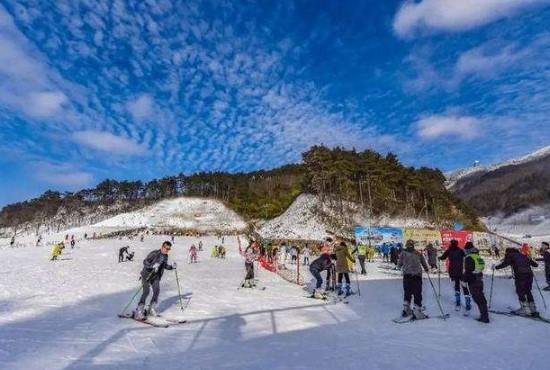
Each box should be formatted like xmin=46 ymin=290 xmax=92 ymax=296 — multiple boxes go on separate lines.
xmin=464 ymin=295 xmax=472 ymax=316
xmin=336 ymin=284 xmax=344 ymax=296
xmin=512 ymin=301 xmax=530 ymax=316
xmin=476 ymin=316 xmax=490 ymax=324
xmin=147 ymin=302 xmax=160 ymax=317
xmin=412 ymin=304 xmax=427 ymax=320
xmin=454 ymin=291 xmax=461 ymax=311
xmin=241 ymin=279 xmax=251 ymax=288
xmin=543 ymin=286 xmax=550 ymax=291
xmin=312 ymin=289 xmax=326 ymax=300
xmin=344 ymin=284 xmax=353 ymax=297
xmin=401 ymin=301 xmax=413 ymax=318
xmin=134 ymin=304 xmax=146 ymax=321
xmin=528 ymin=302 xmax=539 ymax=317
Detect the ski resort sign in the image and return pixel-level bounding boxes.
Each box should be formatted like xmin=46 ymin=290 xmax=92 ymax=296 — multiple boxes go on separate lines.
xmin=354 ymin=226 xmax=403 ymax=247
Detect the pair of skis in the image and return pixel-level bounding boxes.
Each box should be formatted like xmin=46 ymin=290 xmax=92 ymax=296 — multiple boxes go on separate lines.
xmin=118 ymin=312 xmax=187 ymax=328
xmin=489 ymin=307 xmax=550 ymax=324
xmin=392 ymin=313 xmax=450 ymax=324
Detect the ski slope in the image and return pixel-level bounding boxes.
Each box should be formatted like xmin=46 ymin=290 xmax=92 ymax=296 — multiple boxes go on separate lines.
xmin=1 ymin=235 xmax=549 ymax=370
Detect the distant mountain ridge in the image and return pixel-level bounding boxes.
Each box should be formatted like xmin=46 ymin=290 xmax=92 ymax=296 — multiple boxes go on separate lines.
xmin=447 ymin=145 xmax=550 ymax=218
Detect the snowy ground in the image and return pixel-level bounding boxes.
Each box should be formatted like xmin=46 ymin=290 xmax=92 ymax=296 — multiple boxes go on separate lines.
xmin=1 ymin=235 xmax=549 ymax=370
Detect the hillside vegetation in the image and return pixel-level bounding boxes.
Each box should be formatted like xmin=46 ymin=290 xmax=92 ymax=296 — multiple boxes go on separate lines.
xmin=0 ymin=146 xmax=483 ymax=235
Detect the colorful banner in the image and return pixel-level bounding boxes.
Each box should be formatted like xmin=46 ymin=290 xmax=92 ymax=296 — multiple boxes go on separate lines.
xmin=440 ymin=230 xmax=473 ymax=249
xmin=403 ymin=228 xmax=442 ymax=249
xmin=354 ymin=226 xmax=403 ymax=247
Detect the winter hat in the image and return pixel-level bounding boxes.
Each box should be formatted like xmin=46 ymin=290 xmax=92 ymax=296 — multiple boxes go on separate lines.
xmin=542 ymin=242 xmax=549 ymax=249
xmin=450 ymin=239 xmax=459 ymax=248
xmin=405 ymin=239 xmax=415 ymax=248
xmin=464 ymin=242 xmax=474 ymax=250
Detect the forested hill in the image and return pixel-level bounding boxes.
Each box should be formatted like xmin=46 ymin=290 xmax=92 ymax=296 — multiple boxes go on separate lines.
xmin=0 ymin=146 xmax=483 ymax=233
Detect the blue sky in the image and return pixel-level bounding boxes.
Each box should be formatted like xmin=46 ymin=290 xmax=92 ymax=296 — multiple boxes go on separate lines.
xmin=0 ymin=0 xmax=549 ymax=206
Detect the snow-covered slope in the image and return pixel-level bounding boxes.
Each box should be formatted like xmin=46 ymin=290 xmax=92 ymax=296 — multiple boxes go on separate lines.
xmin=94 ymin=197 xmax=247 ymax=232
xmin=446 ymin=145 xmax=550 ymax=188
xmin=259 ymin=194 xmax=432 ymax=241
xmin=1 ymin=233 xmax=549 ymax=370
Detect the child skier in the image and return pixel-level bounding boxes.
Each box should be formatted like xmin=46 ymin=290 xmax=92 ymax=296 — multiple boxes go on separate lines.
xmin=242 ymin=243 xmax=257 ymax=288
xmin=334 ymin=241 xmax=355 ymax=297
xmin=51 ymin=242 xmax=65 ymax=261
xmin=462 ymin=242 xmax=489 ymax=323
xmin=398 ymin=240 xmax=429 ymax=319
xmin=536 ymin=242 xmax=550 ymax=290
xmin=309 ymin=244 xmax=334 ymax=299
xmin=439 ymin=239 xmax=470 ymax=312
xmin=134 ymin=241 xmax=176 ymax=320
xmin=495 ymin=247 xmax=539 ymax=317
xmin=189 ymin=244 xmax=198 ymax=263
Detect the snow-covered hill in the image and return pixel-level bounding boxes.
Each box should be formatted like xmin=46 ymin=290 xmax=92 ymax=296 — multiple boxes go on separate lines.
xmin=1 ymin=232 xmax=549 ymax=369
xmin=259 ymin=194 xmax=433 ymax=241
xmin=94 ymin=197 xmax=247 ymax=232
xmin=446 ymin=145 xmax=550 ymax=188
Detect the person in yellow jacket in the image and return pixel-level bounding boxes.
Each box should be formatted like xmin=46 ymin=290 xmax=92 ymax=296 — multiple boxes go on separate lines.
xmin=367 ymin=245 xmax=376 ymax=262
xmin=334 ymin=241 xmax=355 ymax=296
xmin=51 ymin=242 xmax=65 ymax=261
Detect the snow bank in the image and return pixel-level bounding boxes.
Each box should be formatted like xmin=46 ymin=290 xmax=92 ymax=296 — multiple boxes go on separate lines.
xmin=259 ymin=194 xmax=432 ymax=241
xmin=94 ymin=197 xmax=247 ymax=232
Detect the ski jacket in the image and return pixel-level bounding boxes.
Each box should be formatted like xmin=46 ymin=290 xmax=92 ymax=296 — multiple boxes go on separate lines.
xmin=141 ymin=249 xmax=174 ymax=280
xmin=463 ymin=248 xmax=485 ymax=283
xmin=439 ymin=245 xmax=465 ymax=278
xmin=334 ymin=244 xmax=355 ymax=273
xmin=496 ymin=248 xmax=537 ymax=276
xmin=244 ymin=247 xmax=256 ymax=263
xmin=398 ymin=246 xmax=428 ymax=276
xmin=424 ymin=244 xmax=437 ymax=266
xmin=535 ymin=250 xmax=550 ymax=275
xmin=357 ymin=245 xmax=367 ymax=256
xmin=310 ymin=253 xmax=332 ymax=272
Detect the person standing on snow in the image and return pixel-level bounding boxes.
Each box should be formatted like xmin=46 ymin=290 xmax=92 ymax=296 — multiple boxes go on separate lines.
xmin=398 ymin=240 xmax=429 ymax=319
xmin=536 ymin=242 xmax=550 ymax=290
xmin=51 ymin=242 xmax=65 ymax=261
xmin=439 ymin=239 xmax=471 ymax=312
xmin=189 ymin=244 xmax=198 ymax=263
xmin=242 ymin=242 xmax=257 ymax=288
xmin=309 ymin=244 xmax=334 ymax=299
xmin=356 ymin=244 xmax=367 ymax=275
xmin=302 ymin=244 xmax=311 ymax=265
xmin=134 ymin=241 xmax=176 ymax=320
xmin=118 ymin=246 xmax=130 ymax=262
xmin=334 ymin=241 xmax=355 ymax=296
xmin=424 ymin=243 xmax=438 ymax=271
xmin=462 ymin=242 xmax=489 ymax=323
xmin=494 ymin=247 xmax=539 ymax=317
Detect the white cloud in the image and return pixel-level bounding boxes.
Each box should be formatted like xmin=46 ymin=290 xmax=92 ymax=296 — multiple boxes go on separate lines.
xmin=31 ymin=161 xmax=94 ymax=187
xmin=0 ymin=5 xmax=70 ymax=119
xmin=393 ymin=0 xmax=547 ymax=38
xmin=415 ymin=114 xmax=482 ymax=140
xmin=72 ymin=130 xmax=146 ymax=155
xmin=126 ymin=94 xmax=154 ymax=121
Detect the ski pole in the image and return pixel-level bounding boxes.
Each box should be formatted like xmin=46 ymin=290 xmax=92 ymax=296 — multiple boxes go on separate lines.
xmin=426 ymin=272 xmax=447 ymax=319
xmin=355 ymin=259 xmax=361 ymax=297
xmin=488 ymin=267 xmax=495 ymax=308
xmin=174 ymin=268 xmax=185 ymax=311
xmin=533 ymin=271 xmax=547 ymax=310
xmin=119 ymin=270 xmax=155 ymax=316
xmin=437 ymin=257 xmax=441 ymax=300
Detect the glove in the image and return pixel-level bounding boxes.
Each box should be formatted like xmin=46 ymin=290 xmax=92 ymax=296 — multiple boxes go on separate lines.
xmin=152 ymin=262 xmax=161 ymax=272
xmin=172 ymin=262 xmax=177 ymax=269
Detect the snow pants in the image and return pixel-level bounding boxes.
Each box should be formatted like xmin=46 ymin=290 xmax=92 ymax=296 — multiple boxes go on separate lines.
xmin=337 ymin=273 xmax=350 ymax=285
xmin=515 ymin=273 xmax=534 ymax=303
xmin=452 ymin=276 xmax=470 ymax=296
xmin=310 ymin=268 xmax=323 ymax=289
xmin=358 ymin=255 xmax=366 ymax=274
xmin=468 ymin=278 xmax=489 ymax=320
xmin=403 ymin=274 xmax=422 ymax=306
xmin=245 ymin=261 xmax=254 ymax=280
xmin=139 ymin=277 xmax=161 ymax=305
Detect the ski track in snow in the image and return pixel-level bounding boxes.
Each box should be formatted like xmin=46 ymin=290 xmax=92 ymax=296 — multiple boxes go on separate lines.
xmin=0 ymin=234 xmax=549 ymax=370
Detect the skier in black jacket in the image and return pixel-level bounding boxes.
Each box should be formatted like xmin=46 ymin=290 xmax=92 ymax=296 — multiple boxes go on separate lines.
xmin=439 ymin=239 xmax=471 ymax=312
xmin=309 ymin=245 xmax=334 ymax=299
xmin=495 ymin=247 xmax=539 ymax=317
xmin=462 ymin=243 xmax=489 ymax=323
xmin=536 ymin=242 xmax=550 ymax=290
xmin=135 ymin=241 xmax=176 ymax=320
